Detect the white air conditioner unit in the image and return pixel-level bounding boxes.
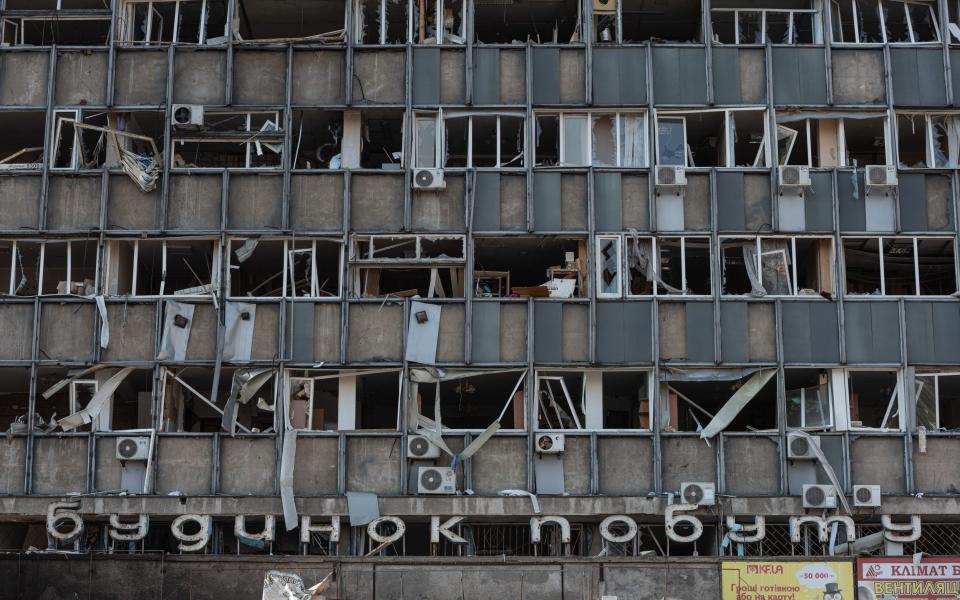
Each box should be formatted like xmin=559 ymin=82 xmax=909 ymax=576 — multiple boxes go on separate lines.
xmin=655 ymin=165 xmax=687 ymax=187
xmin=407 ymin=434 xmax=441 ymax=459
xmin=787 ymin=433 xmax=821 ymax=460
xmin=593 ymin=0 xmax=616 ymax=14
xmin=853 ymin=484 xmax=881 ymax=507
xmin=680 ymin=481 xmax=716 ymax=506
xmin=535 ymin=433 xmax=565 ymax=454
xmin=865 ymin=165 xmax=898 ymax=188
xmin=778 ymin=165 xmax=811 ymax=188
xmin=172 ymin=104 xmax=204 ymax=129
xmin=417 ymin=466 xmax=456 ymax=494
xmin=413 ymin=168 xmax=446 ymax=190
xmin=802 ymin=484 xmax=838 ymax=509
xmin=116 ymin=437 xmax=150 ymax=461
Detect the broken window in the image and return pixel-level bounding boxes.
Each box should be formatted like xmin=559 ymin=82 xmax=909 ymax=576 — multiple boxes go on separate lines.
xmin=777 ymin=115 xmax=888 ymax=167
xmin=655 ymin=110 xmax=769 ymax=168
xmin=0 ymin=368 xmax=33 ymax=433
xmin=36 ymin=367 xmax=155 ymax=433
xmin=845 ymin=369 xmax=902 ymax=430
xmin=293 ymin=109 xmax=402 ymax=170
xmin=659 ymin=370 xmax=777 ymax=433
xmin=116 ymin=0 xmax=229 ymax=45
xmin=172 ymin=111 xmax=283 ymax=169
xmin=410 ymin=370 xmax=525 ymax=431
xmin=621 ymin=0 xmax=702 ymax=43
xmin=413 ymin=0 xmax=464 ymax=44
xmin=534 ymin=112 xmax=647 ymax=167
xmin=415 ymin=111 xmax=524 ymax=169
xmin=103 ymin=239 xmax=218 ymax=297
xmin=721 ymin=237 xmax=834 ymax=297
xmin=832 ymin=0 xmax=939 ymax=43
xmin=535 ymin=371 xmax=585 ymax=430
xmin=843 ymin=236 xmax=956 ymax=296
xmin=160 ymin=367 xmax=277 ymax=433
xmin=596 ymin=236 xmax=622 ymax=298
xmin=350 ymin=234 xmax=465 ymax=298
xmin=229 ymin=238 xmax=343 ymax=298
xmin=39 ymin=240 xmax=99 ymax=296
xmin=354 ymin=0 xmax=408 ymax=44
xmin=285 ymin=369 xmax=402 ymax=431
xmin=473 ymin=237 xmax=587 ymax=298
xmin=1 ymin=15 xmax=111 ymax=46
xmin=234 ymin=0 xmax=345 ymax=42
xmin=897 ymin=113 xmax=960 ymax=168
xmin=474 ymin=0 xmax=581 ymax=43
xmin=0 ymin=241 xmax=41 ymax=296
xmin=711 ymin=4 xmax=820 ymax=44
xmin=626 ymin=236 xmax=712 ymax=297
xmin=785 ymin=369 xmax=834 ymax=430
xmin=915 ymin=372 xmax=960 ymax=431
xmin=0 ymin=111 xmax=45 ymax=171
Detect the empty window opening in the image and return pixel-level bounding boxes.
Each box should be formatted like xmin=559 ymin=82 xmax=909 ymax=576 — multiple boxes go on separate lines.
xmin=474 ymin=0 xmax=581 ymax=43
xmin=834 ymin=0 xmax=939 ymax=43
xmin=351 ymin=234 xmax=464 ymax=298
xmin=5 ymin=0 xmax=111 ymax=9
xmin=661 ymin=371 xmax=777 ymax=432
xmin=160 ymin=367 xmax=276 ymax=433
xmin=536 ymin=371 xmax=584 ymax=430
xmin=39 ymin=239 xmax=98 ymax=296
xmin=285 ymin=369 xmax=401 ymax=431
xmin=626 ymin=236 xmax=712 ymax=296
xmin=846 ymin=369 xmax=900 ymax=430
xmin=777 ymin=116 xmax=888 ymax=167
xmin=103 ymin=239 xmax=218 ymax=297
xmin=415 ymin=112 xmax=525 ymax=169
xmin=473 ymin=237 xmax=587 ymax=298
xmin=36 ymin=367 xmax=154 ymax=432
xmin=621 ymin=0 xmax=702 ymax=43
xmin=897 ymin=113 xmax=960 ymax=168
xmin=600 ymin=371 xmax=651 ymax=429
xmin=844 ymin=236 xmax=956 ymax=296
xmin=721 ymin=237 xmax=834 ymax=297
xmin=785 ymin=368 xmax=834 ymax=430
xmin=229 ymin=238 xmax=342 ymax=298
xmin=0 ymin=368 xmax=33 ymax=433
xmin=535 ymin=370 xmax=652 ymax=430
xmin=235 ymin=0 xmax=346 ymax=42
xmin=414 ymin=371 xmax=525 ymax=430
xmin=355 ymin=0 xmax=408 ymax=44
xmin=843 ymin=117 xmax=888 ymax=166
xmin=413 ymin=0 xmax=464 ymax=44
xmin=915 ymin=372 xmax=960 ymax=431
xmin=711 ymin=4 xmax=820 ymax=44
xmin=116 ymin=0 xmax=229 ymax=45
xmin=535 ymin=112 xmax=647 ymax=168
xmin=656 ymin=110 xmax=768 ymax=168
xmin=173 ymin=111 xmax=283 ymax=169
xmin=3 ymin=16 xmax=111 ymax=45
xmin=0 ymin=111 xmax=45 ymax=171
xmin=0 ymin=241 xmax=41 ymax=296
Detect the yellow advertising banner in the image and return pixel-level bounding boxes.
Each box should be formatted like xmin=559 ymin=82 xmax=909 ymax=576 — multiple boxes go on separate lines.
xmin=722 ymin=561 xmax=856 ymax=600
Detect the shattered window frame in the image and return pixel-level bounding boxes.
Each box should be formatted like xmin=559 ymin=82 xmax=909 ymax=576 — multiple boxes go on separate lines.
xmin=842 ymin=235 xmax=957 ymax=296
xmin=914 ymin=371 xmax=960 ymax=431
xmin=534 ymin=369 xmax=654 ymax=432
xmin=0 ymin=239 xmax=101 ymax=298
xmin=4 ymin=15 xmax=112 ymax=46
xmin=102 ymin=237 xmax=221 ymax=298
xmin=406 ymin=368 xmax=528 ymax=433
xmin=159 ymin=366 xmax=280 ymax=434
xmin=283 ymin=368 xmax=404 ymax=432
xmin=720 ymin=235 xmax=836 ymax=298
xmin=115 ymin=0 xmax=227 ymax=46
xmin=535 ymin=110 xmax=648 ymax=168
xmin=710 ymin=6 xmax=823 ymax=44
xmin=414 ymin=110 xmax=526 ymax=169
xmin=655 ymin=108 xmax=771 ymax=168
xmin=413 ymin=0 xmax=465 ymax=44
xmin=348 ymin=233 xmax=466 ymax=298
xmin=595 ymin=235 xmax=623 ymax=299
xmin=171 ymin=110 xmax=284 ymax=170
xmin=227 ymin=237 xmax=345 ymax=300
xmin=775 ymin=115 xmax=891 ymax=168
xmin=624 ymin=235 xmax=714 ymax=298
xmin=353 ymin=0 xmax=410 ymax=44
xmin=896 ymin=112 xmax=960 ymax=169
xmin=785 ymin=373 xmax=835 ymax=430
xmin=831 ymin=0 xmax=940 ymax=44
xmin=840 ymin=368 xmax=905 ymax=432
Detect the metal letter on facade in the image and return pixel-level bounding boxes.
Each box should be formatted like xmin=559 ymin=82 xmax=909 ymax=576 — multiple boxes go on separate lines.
xmin=171 ymin=514 xmax=212 ymax=552
xmin=665 ymin=504 xmax=702 ymax=543
xmin=108 ymin=514 xmax=149 ymax=542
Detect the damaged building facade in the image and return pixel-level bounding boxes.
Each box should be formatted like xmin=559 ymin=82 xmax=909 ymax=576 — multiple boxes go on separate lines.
xmin=1 ymin=0 xmax=960 ymax=597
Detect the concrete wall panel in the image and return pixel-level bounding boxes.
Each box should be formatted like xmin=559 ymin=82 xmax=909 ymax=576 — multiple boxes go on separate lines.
xmin=562 ymin=435 xmax=591 ymax=494
xmin=292 ymin=50 xmax=345 ymax=104
xmin=290 ymin=174 xmax=344 ymax=232
xmin=352 ymin=51 xmax=404 ymax=104
xmin=227 ymin=175 xmax=283 ymax=230
xmin=233 ymin=51 xmax=286 ymax=105
xmin=436 ymin=303 xmax=465 ymax=362
xmin=831 ymin=50 xmax=885 ymax=104
xmin=345 ymin=436 xmax=401 ymax=494
xmin=0 ymin=437 xmax=26 ymax=494
xmin=46 ymin=176 xmax=101 ymax=231
xmin=500 ymin=302 xmax=527 ymax=362
xmin=292 ymin=436 xmax=338 ymax=495
xmin=184 ymin=303 xmax=218 ymax=361
xmin=219 ymin=436 xmax=276 ymax=495
xmin=114 ymin=50 xmax=167 ymax=105
xmin=411 ymin=176 xmax=465 ymax=231
xmin=101 ymin=303 xmax=156 ymax=362
xmin=173 ymin=50 xmax=227 ymax=105
xmin=168 ymin=174 xmax=222 ymax=230
xmin=0 ymin=304 xmax=34 ymax=360
xmin=0 ymin=176 xmax=41 ymax=231
xmin=913 ymin=437 xmax=960 ymax=493
xmin=107 ymin=176 xmax=160 ymax=231
xmin=156 ymin=436 xmax=213 ymax=495
xmin=0 ymin=53 xmax=48 ymax=105
xmin=597 ymin=437 xmax=653 ymax=495
xmin=39 ymin=303 xmax=95 ymax=362
xmin=315 ymin=303 xmax=342 ymax=363
xmin=723 ymin=436 xmax=779 ymax=495
xmin=31 ymin=436 xmax=87 ymax=494
xmin=851 ymin=436 xmax=905 ymax=493
xmin=471 ymin=436 xmax=526 ymax=494
xmin=55 ymin=51 xmax=107 ymax=106
xmin=351 ymin=174 xmax=404 ymax=231
xmin=661 ymin=436 xmax=716 ymax=493
xmin=347 ymin=303 xmax=403 ymax=362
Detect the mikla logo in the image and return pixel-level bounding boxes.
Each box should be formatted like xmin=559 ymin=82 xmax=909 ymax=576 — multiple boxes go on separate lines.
xmin=865 ymin=565 xmax=883 ymax=578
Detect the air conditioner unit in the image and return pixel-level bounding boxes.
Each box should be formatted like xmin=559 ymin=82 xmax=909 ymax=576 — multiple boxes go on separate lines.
xmin=787 ymin=432 xmax=821 ymax=460
xmin=680 ymin=481 xmax=716 ymax=506
xmin=655 ymin=165 xmax=686 ymax=187
xmin=865 ymin=165 xmax=898 ymax=188
xmin=407 ymin=434 xmax=441 ymax=459
xmin=412 ymin=168 xmax=446 ymax=190
xmin=853 ymin=484 xmax=881 ymax=508
xmin=593 ymin=0 xmax=616 ymax=14
xmin=802 ymin=484 xmax=837 ymax=509
xmin=172 ymin=104 xmax=204 ymax=129
xmin=535 ymin=433 xmax=565 ymax=454
xmin=116 ymin=437 xmax=150 ymax=461
xmin=778 ymin=165 xmax=811 ymax=188
xmin=417 ymin=466 xmax=456 ymax=494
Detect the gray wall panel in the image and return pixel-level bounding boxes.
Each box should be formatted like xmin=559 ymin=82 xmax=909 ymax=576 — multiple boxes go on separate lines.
xmin=473 ymin=172 xmax=501 ymax=230
xmin=533 ymin=172 xmax=561 ymax=230
xmin=843 ymin=302 xmax=901 ymax=363
xmin=412 ymin=47 xmax=440 ymax=105
xmin=534 ymin=301 xmax=562 ymax=363
xmin=805 ymin=172 xmax=835 ymax=231
xmin=782 ymin=301 xmax=839 ymax=363
xmin=720 ymin=302 xmax=749 ymax=363
xmin=685 ymin=303 xmax=715 ymax=362
xmin=473 ymin=48 xmax=500 ymax=105
xmin=531 ymin=48 xmax=560 ymax=105
xmin=594 ymin=172 xmax=622 ymax=231
xmin=717 ymin=172 xmax=745 ymax=230
xmin=890 ymin=47 xmax=947 ymax=106
xmin=652 ymin=47 xmax=707 ymax=105
xmin=471 ymin=302 xmax=500 ymax=362
xmin=592 ymin=47 xmax=647 ymax=105
xmin=838 ymin=170 xmax=866 ymax=231
xmin=772 ymin=47 xmax=827 ymax=105
xmin=905 ymin=302 xmax=960 ymax=363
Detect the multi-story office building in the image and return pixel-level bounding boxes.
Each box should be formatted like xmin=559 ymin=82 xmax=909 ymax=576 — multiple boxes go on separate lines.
xmin=0 ymin=0 xmax=958 ymax=597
